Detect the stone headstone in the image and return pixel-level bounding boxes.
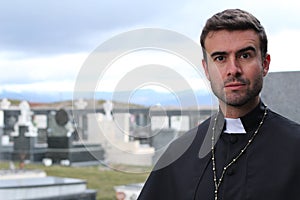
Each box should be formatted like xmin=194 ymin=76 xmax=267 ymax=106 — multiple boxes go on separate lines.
xmin=103 ymin=101 xmax=113 ymax=121
xmin=261 ymin=71 xmax=300 ymax=123
xmin=151 ymin=116 xmax=169 ymax=131
xmin=171 ymin=115 xmax=190 ymax=132
xmin=18 ymin=101 xmax=32 ymax=125
xmin=0 ymin=98 xmax=11 ymax=109
xmin=74 ymin=98 xmax=88 ymax=110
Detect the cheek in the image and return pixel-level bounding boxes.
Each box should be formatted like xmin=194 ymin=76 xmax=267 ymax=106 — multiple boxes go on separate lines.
xmin=208 ymin=72 xmax=224 ymax=90
xmin=244 ymin=68 xmax=264 ymax=86
xmin=209 ymin=67 xmax=224 ymax=83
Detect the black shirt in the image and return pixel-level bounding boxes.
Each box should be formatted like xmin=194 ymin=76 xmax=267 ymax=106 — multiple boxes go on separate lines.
xmin=138 ymin=102 xmax=300 ymax=200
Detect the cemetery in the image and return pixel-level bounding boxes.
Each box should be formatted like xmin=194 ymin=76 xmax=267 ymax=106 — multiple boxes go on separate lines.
xmin=0 ymin=97 xmax=213 ymax=200
xmin=0 ymin=70 xmax=298 ymax=200
xmin=0 ymin=98 xmax=213 ymax=167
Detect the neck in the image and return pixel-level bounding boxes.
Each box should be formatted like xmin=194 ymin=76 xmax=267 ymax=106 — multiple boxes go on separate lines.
xmin=219 ymin=97 xmax=260 ymax=118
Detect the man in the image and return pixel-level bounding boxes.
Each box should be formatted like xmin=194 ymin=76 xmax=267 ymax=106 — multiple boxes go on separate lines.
xmin=138 ymin=9 xmax=300 ymax=200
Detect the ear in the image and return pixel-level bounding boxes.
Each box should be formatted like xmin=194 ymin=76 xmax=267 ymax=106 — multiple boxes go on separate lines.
xmin=262 ymin=54 xmax=270 ymax=77
xmin=202 ymin=59 xmax=211 ymax=81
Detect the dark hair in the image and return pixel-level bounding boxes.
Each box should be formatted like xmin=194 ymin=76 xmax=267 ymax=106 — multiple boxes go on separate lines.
xmin=200 ymin=9 xmax=268 ymax=61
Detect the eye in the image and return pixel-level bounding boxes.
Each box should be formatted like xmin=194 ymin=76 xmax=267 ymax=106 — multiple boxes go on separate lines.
xmin=240 ymin=53 xmax=250 ymax=59
xmin=214 ymin=56 xmax=226 ymax=62
xmin=238 ymin=51 xmax=255 ymax=60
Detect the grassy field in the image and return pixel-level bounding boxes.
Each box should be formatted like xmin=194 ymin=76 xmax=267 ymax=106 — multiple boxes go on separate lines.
xmin=0 ymin=162 xmax=150 ymax=200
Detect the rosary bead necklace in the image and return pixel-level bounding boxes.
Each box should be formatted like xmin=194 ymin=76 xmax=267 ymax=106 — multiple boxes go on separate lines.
xmin=211 ymin=106 xmax=268 ymax=200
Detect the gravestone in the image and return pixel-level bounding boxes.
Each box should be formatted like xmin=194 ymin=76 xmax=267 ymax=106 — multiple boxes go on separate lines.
xmin=261 ymin=71 xmax=300 ymax=123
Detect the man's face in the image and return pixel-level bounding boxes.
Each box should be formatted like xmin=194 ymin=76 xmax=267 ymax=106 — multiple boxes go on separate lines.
xmin=202 ymin=30 xmax=270 ymax=107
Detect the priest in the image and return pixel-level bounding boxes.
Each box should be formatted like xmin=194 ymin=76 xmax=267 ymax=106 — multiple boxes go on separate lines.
xmin=138 ymin=9 xmax=300 ymax=200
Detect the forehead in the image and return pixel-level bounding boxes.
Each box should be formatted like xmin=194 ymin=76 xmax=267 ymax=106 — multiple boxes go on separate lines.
xmin=204 ymin=30 xmax=260 ymax=53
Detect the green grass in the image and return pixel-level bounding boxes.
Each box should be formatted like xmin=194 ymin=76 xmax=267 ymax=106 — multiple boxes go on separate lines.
xmin=0 ymin=161 xmax=150 ymax=200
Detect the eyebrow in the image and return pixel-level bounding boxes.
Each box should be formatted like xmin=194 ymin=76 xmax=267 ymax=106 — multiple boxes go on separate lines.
xmin=210 ymin=46 xmax=257 ymax=58
xmin=210 ymin=51 xmax=227 ymax=58
xmin=236 ymin=46 xmax=256 ymax=55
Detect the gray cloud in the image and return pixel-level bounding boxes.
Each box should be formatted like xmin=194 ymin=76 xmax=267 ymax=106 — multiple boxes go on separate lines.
xmin=1 ymin=0 xmax=300 ymax=57
xmin=0 ymin=0 xmax=182 ymax=55
xmin=0 ymin=0 xmax=299 ymax=94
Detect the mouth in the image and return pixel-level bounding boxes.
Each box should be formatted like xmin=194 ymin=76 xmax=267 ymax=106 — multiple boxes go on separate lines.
xmin=224 ymin=82 xmax=246 ymax=90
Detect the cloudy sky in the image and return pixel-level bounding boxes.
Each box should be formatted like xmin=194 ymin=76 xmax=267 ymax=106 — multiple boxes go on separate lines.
xmin=0 ymin=0 xmax=300 ymax=100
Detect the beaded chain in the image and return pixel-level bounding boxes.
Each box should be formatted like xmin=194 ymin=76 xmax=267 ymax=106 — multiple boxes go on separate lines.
xmin=211 ymin=106 xmax=268 ymax=200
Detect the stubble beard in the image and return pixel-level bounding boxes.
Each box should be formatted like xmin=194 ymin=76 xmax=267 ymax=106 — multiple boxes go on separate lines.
xmin=211 ymin=74 xmax=263 ymax=107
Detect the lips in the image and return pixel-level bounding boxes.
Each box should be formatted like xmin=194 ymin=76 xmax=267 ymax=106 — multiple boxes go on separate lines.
xmin=225 ymin=82 xmax=246 ymax=90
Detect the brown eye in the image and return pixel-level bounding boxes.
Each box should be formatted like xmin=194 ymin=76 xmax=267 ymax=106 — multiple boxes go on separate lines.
xmin=240 ymin=53 xmax=250 ymax=59
xmin=214 ymin=56 xmax=225 ymax=62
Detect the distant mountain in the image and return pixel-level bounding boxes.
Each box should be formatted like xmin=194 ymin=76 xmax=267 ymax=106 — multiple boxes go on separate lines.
xmin=0 ymin=90 xmax=73 ymax=103
xmin=101 ymin=89 xmax=215 ymax=107
xmin=0 ymin=89 xmax=216 ymax=108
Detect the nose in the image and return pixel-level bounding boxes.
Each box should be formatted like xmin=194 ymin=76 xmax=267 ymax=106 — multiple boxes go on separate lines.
xmin=226 ymin=57 xmax=242 ymax=77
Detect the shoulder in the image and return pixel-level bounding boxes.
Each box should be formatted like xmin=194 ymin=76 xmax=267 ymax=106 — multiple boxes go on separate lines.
xmin=169 ymin=117 xmax=211 ymax=149
xmin=267 ymin=109 xmax=300 ymax=129
xmin=153 ymin=117 xmax=212 ymax=170
xmin=266 ymin=109 xmax=300 ymax=139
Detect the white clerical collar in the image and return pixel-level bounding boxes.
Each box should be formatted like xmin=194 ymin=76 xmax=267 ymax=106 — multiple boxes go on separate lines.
xmin=224 ymin=118 xmax=247 ymax=134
